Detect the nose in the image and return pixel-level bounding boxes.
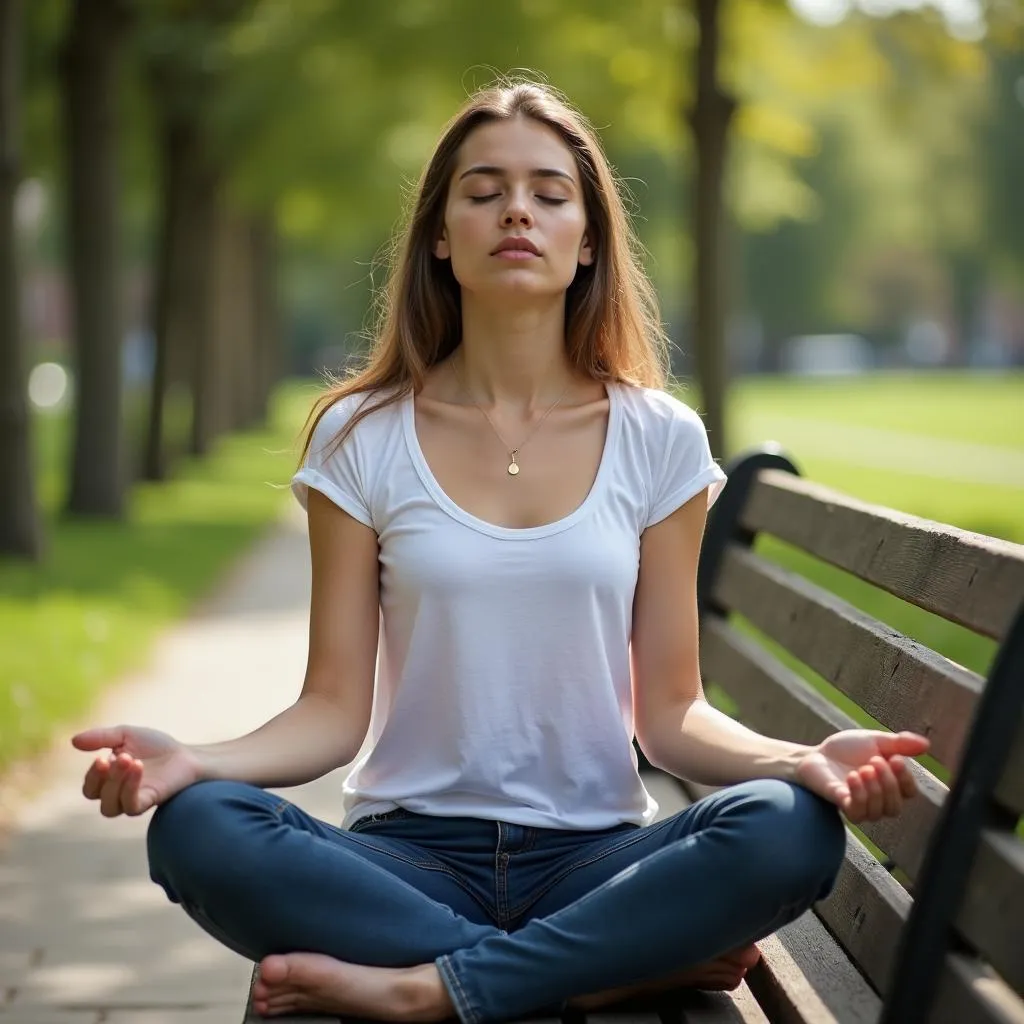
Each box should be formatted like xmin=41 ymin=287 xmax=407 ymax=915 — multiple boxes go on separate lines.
xmin=501 ymin=190 xmax=533 ymax=228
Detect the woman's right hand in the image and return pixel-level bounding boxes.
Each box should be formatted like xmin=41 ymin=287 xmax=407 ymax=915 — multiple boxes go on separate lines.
xmin=72 ymin=726 xmax=204 ymax=817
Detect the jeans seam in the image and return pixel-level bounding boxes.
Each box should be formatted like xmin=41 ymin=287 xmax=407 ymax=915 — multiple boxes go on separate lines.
xmin=437 ymin=953 xmax=479 ymax=1024
xmin=507 ymin=816 xmax=676 ymax=919
xmin=339 ymin=832 xmax=498 ymax=921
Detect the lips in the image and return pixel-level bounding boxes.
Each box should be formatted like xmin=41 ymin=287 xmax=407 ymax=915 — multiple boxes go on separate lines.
xmin=492 ymin=237 xmax=541 ymax=256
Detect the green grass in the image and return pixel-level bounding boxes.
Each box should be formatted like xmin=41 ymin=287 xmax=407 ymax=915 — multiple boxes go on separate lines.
xmin=729 ymin=370 xmax=1024 ymax=450
xmin=0 ymin=379 xmax=318 ymax=775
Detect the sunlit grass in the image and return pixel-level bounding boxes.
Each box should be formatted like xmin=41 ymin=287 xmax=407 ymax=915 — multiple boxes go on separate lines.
xmin=729 ymin=370 xmax=1024 ymax=451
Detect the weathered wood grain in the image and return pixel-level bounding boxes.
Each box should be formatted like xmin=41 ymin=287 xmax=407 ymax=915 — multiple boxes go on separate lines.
xmin=713 ymin=545 xmax=983 ymax=770
xmin=740 ymin=469 xmax=1024 ymax=641
xmin=749 ymin=916 xmax=880 ymax=1024
xmin=811 ymin=832 xmax=910 ymax=996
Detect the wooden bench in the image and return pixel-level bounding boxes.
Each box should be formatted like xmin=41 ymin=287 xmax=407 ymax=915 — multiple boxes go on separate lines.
xmin=243 ymin=445 xmax=1024 ymax=1024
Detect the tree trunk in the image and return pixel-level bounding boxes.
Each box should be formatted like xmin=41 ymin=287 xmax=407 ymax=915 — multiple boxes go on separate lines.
xmin=188 ymin=164 xmax=220 ymax=457
xmin=211 ymin=209 xmax=255 ymax=433
xmin=62 ymin=0 xmax=127 ymax=516
xmin=141 ymin=114 xmax=183 ymax=481
xmin=689 ymin=0 xmax=736 ymax=460
xmin=250 ymin=216 xmax=280 ymax=425
xmin=0 ymin=0 xmax=42 ymax=558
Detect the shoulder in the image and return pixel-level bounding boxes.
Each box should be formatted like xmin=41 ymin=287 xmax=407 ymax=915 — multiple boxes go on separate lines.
xmin=615 ymin=382 xmax=709 ymax=444
xmin=308 ymin=387 xmax=404 ymax=454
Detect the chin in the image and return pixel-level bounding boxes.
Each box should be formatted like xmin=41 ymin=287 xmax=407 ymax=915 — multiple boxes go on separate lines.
xmin=461 ymin=270 xmax=577 ymax=300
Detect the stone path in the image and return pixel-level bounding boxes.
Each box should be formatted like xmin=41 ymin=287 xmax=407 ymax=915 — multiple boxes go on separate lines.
xmin=0 ymin=505 xmax=342 ymax=1023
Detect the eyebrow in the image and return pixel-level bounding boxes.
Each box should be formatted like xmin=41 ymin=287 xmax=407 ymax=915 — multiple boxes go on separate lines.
xmin=458 ymin=165 xmax=576 ymax=185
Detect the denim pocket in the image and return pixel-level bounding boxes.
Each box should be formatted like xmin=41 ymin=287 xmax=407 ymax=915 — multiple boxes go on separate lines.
xmin=347 ymin=807 xmax=414 ymax=833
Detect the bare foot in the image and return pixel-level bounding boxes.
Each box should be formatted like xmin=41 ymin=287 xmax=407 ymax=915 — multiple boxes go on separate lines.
xmin=570 ymin=944 xmax=762 ymax=1009
xmin=251 ymin=953 xmax=454 ymax=1021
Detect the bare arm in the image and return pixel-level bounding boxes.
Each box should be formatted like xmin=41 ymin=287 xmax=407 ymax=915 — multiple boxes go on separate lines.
xmin=632 ymin=490 xmax=811 ymax=786
xmin=190 ymin=487 xmax=379 ymax=788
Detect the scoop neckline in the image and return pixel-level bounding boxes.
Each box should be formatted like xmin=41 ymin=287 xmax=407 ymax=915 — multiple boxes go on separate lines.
xmin=403 ymin=381 xmax=621 ymax=541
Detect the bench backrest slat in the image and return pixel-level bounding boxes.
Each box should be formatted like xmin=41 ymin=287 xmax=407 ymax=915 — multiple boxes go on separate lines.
xmin=932 ymin=954 xmax=1024 ymax=1024
xmin=700 ymin=617 xmax=945 ymax=881
xmin=740 ymin=470 xmax=1024 ymax=641
xmin=956 ymin=830 xmax=1024 ymax=994
xmin=996 ymin=725 xmax=1024 ymax=815
xmin=713 ymin=544 xmax=983 ymax=769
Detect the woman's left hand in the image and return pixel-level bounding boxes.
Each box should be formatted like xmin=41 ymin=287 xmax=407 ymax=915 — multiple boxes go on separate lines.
xmin=794 ymin=729 xmax=930 ymax=822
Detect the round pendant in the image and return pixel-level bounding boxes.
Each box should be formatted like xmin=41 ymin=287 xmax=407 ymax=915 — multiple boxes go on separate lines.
xmin=507 ymin=462 xmax=520 ymax=476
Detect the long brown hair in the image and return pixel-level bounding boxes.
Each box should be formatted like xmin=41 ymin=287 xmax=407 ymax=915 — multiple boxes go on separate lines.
xmin=300 ymin=78 xmax=670 ymax=459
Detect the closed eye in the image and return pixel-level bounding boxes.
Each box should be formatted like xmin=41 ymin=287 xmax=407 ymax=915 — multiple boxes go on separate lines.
xmin=468 ymin=195 xmax=569 ymax=205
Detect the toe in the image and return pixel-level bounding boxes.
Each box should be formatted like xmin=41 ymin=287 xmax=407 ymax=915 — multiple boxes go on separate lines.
xmin=259 ymin=954 xmax=291 ymax=988
xmin=731 ymin=944 xmax=762 ymax=969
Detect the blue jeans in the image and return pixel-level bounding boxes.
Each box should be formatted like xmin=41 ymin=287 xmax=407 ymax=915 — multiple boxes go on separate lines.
xmin=147 ymin=778 xmax=845 ymax=1024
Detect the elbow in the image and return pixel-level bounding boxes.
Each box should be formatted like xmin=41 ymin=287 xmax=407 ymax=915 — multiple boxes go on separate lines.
xmin=634 ymin=722 xmax=669 ymax=773
xmin=634 ymin=693 xmax=704 ymax=775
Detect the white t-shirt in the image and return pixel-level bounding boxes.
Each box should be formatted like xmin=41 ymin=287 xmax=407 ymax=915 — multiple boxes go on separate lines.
xmin=292 ymin=381 xmax=726 ymax=830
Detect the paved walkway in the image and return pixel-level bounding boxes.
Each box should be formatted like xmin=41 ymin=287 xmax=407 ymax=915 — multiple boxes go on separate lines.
xmin=0 ymin=505 xmax=343 ymax=1023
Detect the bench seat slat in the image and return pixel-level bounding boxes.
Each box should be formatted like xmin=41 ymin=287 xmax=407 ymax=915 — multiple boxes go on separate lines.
xmin=749 ymin=918 xmax=880 ymax=1024
xmin=740 ymin=469 xmax=1024 ymax=641
xmin=810 ymin=831 xmax=910 ymax=995
xmin=713 ymin=545 xmax=983 ymax=771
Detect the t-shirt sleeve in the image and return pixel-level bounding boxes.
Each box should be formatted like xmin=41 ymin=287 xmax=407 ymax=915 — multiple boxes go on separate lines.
xmin=291 ymin=397 xmax=374 ymax=529
xmin=645 ymin=399 xmax=728 ymax=529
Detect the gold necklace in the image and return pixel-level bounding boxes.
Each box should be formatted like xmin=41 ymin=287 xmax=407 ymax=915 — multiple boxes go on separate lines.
xmin=450 ymin=360 xmax=572 ymax=476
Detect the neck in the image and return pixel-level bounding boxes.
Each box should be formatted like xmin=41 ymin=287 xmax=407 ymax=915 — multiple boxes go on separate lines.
xmin=454 ymin=292 xmax=575 ymax=407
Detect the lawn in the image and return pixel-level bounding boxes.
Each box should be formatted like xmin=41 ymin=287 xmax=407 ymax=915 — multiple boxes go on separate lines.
xmin=729 ymin=370 xmax=1024 ymax=451
xmin=0 ymin=379 xmax=320 ymax=776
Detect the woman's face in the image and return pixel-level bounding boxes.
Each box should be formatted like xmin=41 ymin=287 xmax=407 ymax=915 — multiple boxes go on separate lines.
xmin=435 ymin=116 xmax=594 ymax=299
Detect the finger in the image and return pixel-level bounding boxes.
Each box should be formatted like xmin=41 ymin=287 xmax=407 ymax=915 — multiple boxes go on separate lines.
xmin=99 ymin=756 xmax=130 ymax=817
xmin=891 ymin=756 xmax=920 ymax=800
xmin=871 ymin=756 xmax=902 ymax=818
xmin=82 ymin=756 xmax=113 ymax=800
xmin=72 ymin=727 xmax=128 ymax=753
xmin=860 ymin=764 xmax=885 ymax=820
xmin=845 ymin=771 xmax=867 ymax=822
xmin=874 ymin=731 xmax=930 ymax=758
xmin=122 ymin=760 xmax=147 ymax=816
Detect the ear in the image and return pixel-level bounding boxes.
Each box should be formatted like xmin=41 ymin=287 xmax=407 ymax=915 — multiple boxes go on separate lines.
xmin=435 ymin=227 xmax=451 ymax=261
xmin=578 ymin=232 xmax=594 ymax=267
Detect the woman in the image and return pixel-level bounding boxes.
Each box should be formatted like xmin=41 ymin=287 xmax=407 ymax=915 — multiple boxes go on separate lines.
xmin=73 ymin=81 xmax=927 ymax=1023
